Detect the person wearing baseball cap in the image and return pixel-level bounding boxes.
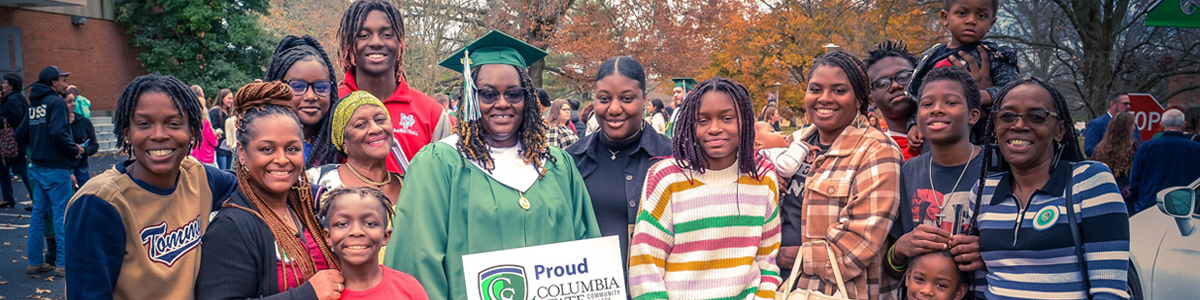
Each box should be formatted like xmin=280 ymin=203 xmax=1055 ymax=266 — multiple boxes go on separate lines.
xmin=16 ymin=65 xmax=79 ymax=277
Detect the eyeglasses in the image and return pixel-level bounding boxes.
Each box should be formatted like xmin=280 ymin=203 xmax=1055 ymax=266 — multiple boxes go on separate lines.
xmin=287 ymin=79 xmax=333 ymax=96
xmin=476 ymin=88 xmax=526 ymax=105
xmin=994 ymin=110 xmax=1059 ymax=125
xmin=870 ymin=70 xmax=913 ymax=91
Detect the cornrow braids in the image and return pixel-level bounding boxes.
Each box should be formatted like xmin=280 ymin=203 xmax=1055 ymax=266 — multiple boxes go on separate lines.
xmin=336 ymin=0 xmax=407 ymax=81
xmin=229 ymin=82 xmax=340 ymax=285
xmin=671 ymin=77 xmax=760 ymax=177
xmin=454 ymin=65 xmax=555 ymax=177
xmin=809 ymin=51 xmax=872 ymax=116
xmin=865 ymin=39 xmax=918 ymax=69
xmin=317 ymin=186 xmax=395 ymax=229
xmin=114 ymin=74 xmax=204 ymax=156
xmin=264 ymin=35 xmax=342 ymax=168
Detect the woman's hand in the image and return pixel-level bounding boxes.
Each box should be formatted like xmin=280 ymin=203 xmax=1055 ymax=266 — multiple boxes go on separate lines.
xmin=949 ymin=234 xmax=986 ymax=272
xmin=777 ymin=246 xmax=800 ymax=269
xmin=309 ymin=269 xmax=344 ymax=300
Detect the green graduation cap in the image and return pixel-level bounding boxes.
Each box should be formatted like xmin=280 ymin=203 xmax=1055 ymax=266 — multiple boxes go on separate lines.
xmin=439 ymin=30 xmax=549 ymax=71
xmin=672 ymin=78 xmax=697 ymax=91
xmin=439 ymin=30 xmax=549 ymax=122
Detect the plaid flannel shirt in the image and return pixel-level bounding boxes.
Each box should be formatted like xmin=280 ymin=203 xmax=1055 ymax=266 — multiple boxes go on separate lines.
xmin=789 ymin=114 xmax=902 ymax=300
xmin=546 ymin=124 xmax=579 ymax=149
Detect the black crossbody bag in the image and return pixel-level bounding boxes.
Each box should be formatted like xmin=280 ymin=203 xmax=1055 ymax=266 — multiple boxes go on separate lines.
xmin=1064 ymin=164 xmax=1093 ymax=300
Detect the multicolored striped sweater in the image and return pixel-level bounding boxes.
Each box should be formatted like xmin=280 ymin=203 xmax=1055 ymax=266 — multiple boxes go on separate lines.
xmin=628 ymin=158 xmax=782 ymax=300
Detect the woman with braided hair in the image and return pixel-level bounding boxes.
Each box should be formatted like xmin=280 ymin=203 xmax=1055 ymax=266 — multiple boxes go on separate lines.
xmin=65 ymin=74 xmax=238 ymax=299
xmin=381 ymin=30 xmax=599 ymax=300
xmin=627 ymin=77 xmax=782 ymax=299
xmin=958 ymin=78 xmax=1128 ymax=299
xmin=264 ymin=35 xmax=340 ymax=168
xmin=196 ymin=82 xmax=344 ymax=300
xmin=336 ymin=0 xmax=452 ymax=175
xmin=776 ymin=51 xmax=902 ymax=300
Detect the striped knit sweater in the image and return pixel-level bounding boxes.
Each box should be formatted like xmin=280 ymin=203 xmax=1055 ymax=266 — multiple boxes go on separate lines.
xmin=974 ymin=160 xmax=1130 ymax=300
xmin=629 ymin=158 xmax=782 ymax=300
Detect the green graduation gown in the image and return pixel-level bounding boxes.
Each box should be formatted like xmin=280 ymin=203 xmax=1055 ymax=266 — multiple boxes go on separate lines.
xmin=382 ymin=139 xmax=602 ymax=300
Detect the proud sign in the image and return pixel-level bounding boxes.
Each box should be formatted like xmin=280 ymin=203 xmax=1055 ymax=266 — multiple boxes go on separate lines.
xmin=1128 ymin=94 xmax=1165 ymax=142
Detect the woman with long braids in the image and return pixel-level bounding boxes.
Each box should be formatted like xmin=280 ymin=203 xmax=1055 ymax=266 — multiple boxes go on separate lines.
xmin=196 ymin=82 xmax=344 ymax=300
xmin=65 ymin=74 xmax=237 ymax=299
xmin=777 ymin=51 xmax=902 ymax=300
xmin=628 ymin=77 xmax=781 ymax=299
xmin=958 ymin=78 xmax=1129 ymax=300
xmin=264 ymin=35 xmax=340 ymax=167
xmin=336 ymin=0 xmax=452 ymax=174
xmin=382 ymin=30 xmax=600 ymax=300
xmin=566 ymin=56 xmax=671 ymax=271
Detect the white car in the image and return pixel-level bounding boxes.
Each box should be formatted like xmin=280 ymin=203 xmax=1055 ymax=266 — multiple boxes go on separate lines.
xmin=1128 ymin=177 xmax=1200 ymax=300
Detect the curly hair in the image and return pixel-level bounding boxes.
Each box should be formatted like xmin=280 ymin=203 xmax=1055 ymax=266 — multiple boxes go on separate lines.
xmin=865 ymin=39 xmax=918 ymax=70
xmin=455 ymin=65 xmax=554 ymax=176
xmin=1092 ymin=112 xmax=1136 ymax=177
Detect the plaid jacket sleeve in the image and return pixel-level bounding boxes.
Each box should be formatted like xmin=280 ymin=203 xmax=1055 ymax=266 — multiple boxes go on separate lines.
xmin=797 ymin=123 xmax=902 ymax=299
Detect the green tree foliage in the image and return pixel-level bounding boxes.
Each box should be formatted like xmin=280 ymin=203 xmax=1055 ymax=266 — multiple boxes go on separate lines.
xmin=117 ymin=0 xmax=278 ymax=103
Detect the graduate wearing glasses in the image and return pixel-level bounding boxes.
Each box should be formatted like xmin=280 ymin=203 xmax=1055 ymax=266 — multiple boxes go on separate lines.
xmin=381 ymin=30 xmax=600 ymax=300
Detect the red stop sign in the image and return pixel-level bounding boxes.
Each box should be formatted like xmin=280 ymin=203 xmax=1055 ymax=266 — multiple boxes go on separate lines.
xmin=1128 ymin=93 xmax=1164 ymax=142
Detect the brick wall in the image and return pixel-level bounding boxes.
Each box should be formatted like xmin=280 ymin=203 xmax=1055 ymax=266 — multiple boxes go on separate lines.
xmin=1 ymin=6 xmax=146 ymax=111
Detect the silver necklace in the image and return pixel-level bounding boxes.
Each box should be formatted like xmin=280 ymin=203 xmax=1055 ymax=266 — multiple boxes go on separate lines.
xmin=928 ymin=145 xmax=977 ymax=225
xmin=607 ymin=149 xmax=619 ymax=160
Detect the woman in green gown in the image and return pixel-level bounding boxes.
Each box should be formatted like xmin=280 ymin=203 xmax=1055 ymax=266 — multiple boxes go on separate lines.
xmin=381 ymin=30 xmax=601 ymax=300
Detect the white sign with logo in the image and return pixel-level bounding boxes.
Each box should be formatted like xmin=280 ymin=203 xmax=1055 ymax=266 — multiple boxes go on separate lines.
xmin=461 ymin=236 xmax=627 ymax=300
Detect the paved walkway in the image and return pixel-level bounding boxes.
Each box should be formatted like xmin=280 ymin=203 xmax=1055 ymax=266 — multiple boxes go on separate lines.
xmin=0 ymin=154 xmax=126 ymax=300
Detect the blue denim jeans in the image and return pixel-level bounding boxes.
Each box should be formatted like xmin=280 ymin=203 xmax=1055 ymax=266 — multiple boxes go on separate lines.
xmin=73 ymin=166 xmax=90 ymax=188
xmin=217 ymin=153 xmax=232 ymax=170
xmin=28 ymin=165 xmax=69 ymax=268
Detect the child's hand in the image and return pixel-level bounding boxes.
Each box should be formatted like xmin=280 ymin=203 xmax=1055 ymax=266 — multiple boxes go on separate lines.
xmin=309 ymin=270 xmax=345 ymax=300
xmin=907 ymin=126 xmax=923 ymax=150
xmin=949 ymin=46 xmax=994 ymax=89
xmin=895 ymin=225 xmax=950 ymax=259
xmin=949 ymin=234 xmax=986 ymax=272
xmin=777 ymin=246 xmax=800 ymax=269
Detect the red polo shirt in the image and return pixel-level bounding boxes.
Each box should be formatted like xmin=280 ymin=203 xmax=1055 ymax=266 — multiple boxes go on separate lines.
xmin=340 ymin=71 xmax=446 ymax=174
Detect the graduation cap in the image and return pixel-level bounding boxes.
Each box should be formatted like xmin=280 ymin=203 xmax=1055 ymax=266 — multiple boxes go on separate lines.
xmin=439 ymin=30 xmax=548 ymax=122
xmin=672 ymin=78 xmax=697 ymax=91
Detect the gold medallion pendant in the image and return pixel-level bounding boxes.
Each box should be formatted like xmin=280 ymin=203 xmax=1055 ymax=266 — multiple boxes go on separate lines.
xmin=518 ymin=192 xmax=531 ymax=210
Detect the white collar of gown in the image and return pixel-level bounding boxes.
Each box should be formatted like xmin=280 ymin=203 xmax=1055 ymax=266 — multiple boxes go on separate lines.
xmin=438 ymin=135 xmax=540 ymax=192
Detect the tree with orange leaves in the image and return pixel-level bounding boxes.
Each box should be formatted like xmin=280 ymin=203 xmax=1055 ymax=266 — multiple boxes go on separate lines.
xmin=705 ymin=0 xmax=941 ymax=118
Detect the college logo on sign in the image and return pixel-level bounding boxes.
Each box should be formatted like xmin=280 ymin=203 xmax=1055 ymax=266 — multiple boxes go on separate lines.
xmin=1033 ymin=206 xmax=1060 ymax=230
xmin=479 ymin=265 xmax=527 ymax=300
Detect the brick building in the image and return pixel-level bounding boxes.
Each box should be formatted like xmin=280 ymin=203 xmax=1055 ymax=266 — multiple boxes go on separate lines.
xmin=1 ymin=0 xmax=146 ymax=111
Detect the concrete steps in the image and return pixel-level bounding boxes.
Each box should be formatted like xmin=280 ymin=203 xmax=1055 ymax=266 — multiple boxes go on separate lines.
xmin=89 ymin=111 xmax=118 ymax=154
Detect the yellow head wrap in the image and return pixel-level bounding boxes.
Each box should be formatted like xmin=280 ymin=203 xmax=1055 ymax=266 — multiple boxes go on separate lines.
xmin=331 ymin=91 xmax=390 ymax=152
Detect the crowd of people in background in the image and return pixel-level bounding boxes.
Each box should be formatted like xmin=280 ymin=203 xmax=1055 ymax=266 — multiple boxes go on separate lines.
xmin=0 ymin=0 xmax=1198 ymax=299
